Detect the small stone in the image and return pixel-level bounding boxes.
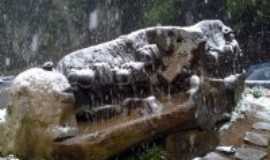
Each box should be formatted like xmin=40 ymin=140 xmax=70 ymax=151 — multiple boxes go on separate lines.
xmin=42 ymin=61 xmax=54 ymax=71
xmin=216 ymin=145 xmax=236 ymax=154
xmin=52 ymin=126 xmax=79 ymax=141
xmin=253 ymin=122 xmax=270 ymax=131
xmin=235 ymin=147 xmax=267 ymax=160
xmin=202 ymin=152 xmax=230 ymax=160
xmin=243 ymin=131 xmax=269 ymax=147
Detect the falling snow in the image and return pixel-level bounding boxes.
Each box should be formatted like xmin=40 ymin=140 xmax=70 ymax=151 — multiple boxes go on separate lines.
xmin=89 ymin=9 xmax=99 ymax=31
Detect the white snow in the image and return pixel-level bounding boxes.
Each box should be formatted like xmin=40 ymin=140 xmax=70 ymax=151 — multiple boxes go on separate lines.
xmin=89 ymin=9 xmax=98 ymax=30
xmin=145 ymin=96 xmax=163 ymax=114
xmin=224 ymin=74 xmax=238 ymax=87
xmin=71 ymin=68 xmax=95 ymax=78
xmin=182 ymin=20 xmax=235 ymax=60
xmin=0 ymin=108 xmax=7 ymax=123
xmin=30 ymin=33 xmax=39 ymax=52
xmin=2 ymin=155 xmax=20 ymax=160
xmin=187 ymin=75 xmax=200 ymax=95
xmin=216 ymin=145 xmax=236 ymax=153
xmin=12 ymin=68 xmax=70 ymax=94
xmin=116 ymin=68 xmax=130 ymax=75
xmin=122 ymin=62 xmax=144 ymax=70
xmin=52 ymin=126 xmax=72 ymax=134
xmin=220 ymin=88 xmax=270 ymax=131
xmin=244 ymin=92 xmax=270 ymax=112
xmin=5 ymin=57 xmax=10 ymax=67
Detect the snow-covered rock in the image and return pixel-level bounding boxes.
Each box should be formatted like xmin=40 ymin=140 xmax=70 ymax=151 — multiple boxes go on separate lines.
xmin=57 ymin=20 xmax=241 ymax=84
xmin=0 ymin=68 xmax=77 ymax=159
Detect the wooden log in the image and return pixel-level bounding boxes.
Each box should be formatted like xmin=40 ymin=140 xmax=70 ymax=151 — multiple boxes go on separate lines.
xmin=52 ymin=102 xmax=195 ymax=160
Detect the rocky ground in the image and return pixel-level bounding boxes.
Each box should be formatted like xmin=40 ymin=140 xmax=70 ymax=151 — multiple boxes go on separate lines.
xmin=195 ymin=87 xmax=270 ymax=160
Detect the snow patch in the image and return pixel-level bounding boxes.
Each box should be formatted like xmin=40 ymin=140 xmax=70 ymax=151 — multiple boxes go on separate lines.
xmin=220 ymin=88 xmax=270 ymax=131
xmin=187 ymin=75 xmax=200 ymax=95
xmin=52 ymin=126 xmax=73 ymax=134
xmin=122 ymin=62 xmax=145 ymax=70
xmin=0 ymin=108 xmax=7 ymax=123
xmin=12 ymin=68 xmax=70 ymax=94
xmin=70 ymin=68 xmax=95 ymax=78
xmin=1 ymin=155 xmax=20 ymax=160
xmin=224 ymin=74 xmax=238 ymax=88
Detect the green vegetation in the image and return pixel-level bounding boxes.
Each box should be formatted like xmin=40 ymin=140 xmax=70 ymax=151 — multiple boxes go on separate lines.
xmin=116 ymin=144 xmax=167 ymax=160
xmin=225 ymin=0 xmax=270 ymax=33
xmin=143 ymin=0 xmax=181 ymax=26
xmin=1 ymin=0 xmax=270 ymax=72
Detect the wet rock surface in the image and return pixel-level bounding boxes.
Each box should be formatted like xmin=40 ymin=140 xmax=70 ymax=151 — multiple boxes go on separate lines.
xmin=196 ymin=88 xmax=270 ymax=160
xmin=195 ymin=74 xmax=245 ymax=130
xmin=0 ymin=88 xmax=10 ymax=109
xmin=253 ymin=122 xmax=270 ymax=131
xmin=166 ymin=130 xmax=219 ymax=160
xmin=243 ymin=132 xmax=269 ymax=147
xmin=0 ymin=76 xmax=14 ymax=109
xmin=235 ymin=147 xmax=267 ymax=160
xmin=201 ymin=152 xmax=230 ymax=160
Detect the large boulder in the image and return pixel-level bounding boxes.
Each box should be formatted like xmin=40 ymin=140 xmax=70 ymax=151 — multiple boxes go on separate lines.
xmin=56 ymin=20 xmax=242 ymax=110
xmin=0 ymin=68 xmax=77 ymax=159
xmin=0 ymin=20 xmax=244 ymax=160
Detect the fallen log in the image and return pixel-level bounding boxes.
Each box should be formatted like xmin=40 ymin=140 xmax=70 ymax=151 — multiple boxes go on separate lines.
xmin=52 ymin=102 xmax=195 ymax=160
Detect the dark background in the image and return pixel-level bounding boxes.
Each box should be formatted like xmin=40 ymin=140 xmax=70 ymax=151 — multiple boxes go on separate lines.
xmin=0 ymin=0 xmax=269 ymax=73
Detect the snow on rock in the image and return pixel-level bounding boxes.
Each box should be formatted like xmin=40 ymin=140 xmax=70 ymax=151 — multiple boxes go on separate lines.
xmin=51 ymin=126 xmax=79 ymax=140
xmin=187 ymin=75 xmax=200 ymax=95
xmin=57 ymin=20 xmax=241 ymax=88
xmin=144 ymin=96 xmax=164 ymax=114
xmin=0 ymin=108 xmax=7 ymax=123
xmin=12 ymin=68 xmax=70 ymax=94
xmin=0 ymin=155 xmax=20 ymax=160
xmin=1 ymin=68 xmax=77 ymax=159
xmin=220 ymin=87 xmax=270 ymax=131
